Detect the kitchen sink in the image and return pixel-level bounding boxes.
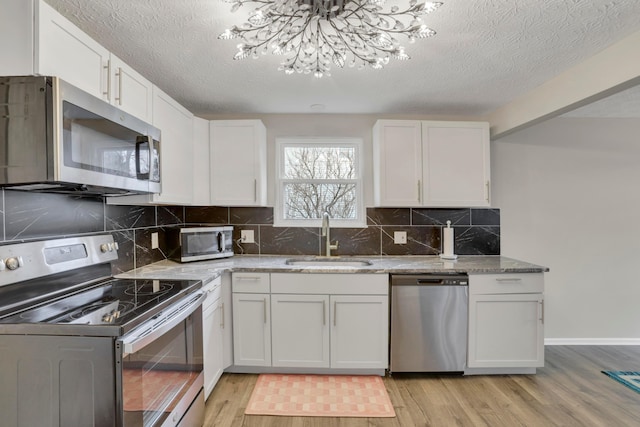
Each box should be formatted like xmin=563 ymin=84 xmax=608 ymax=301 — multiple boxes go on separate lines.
xmin=285 ymin=258 xmax=373 ymax=267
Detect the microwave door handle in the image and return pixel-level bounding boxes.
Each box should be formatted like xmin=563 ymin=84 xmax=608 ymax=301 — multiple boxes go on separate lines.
xmin=135 ymin=135 xmax=151 ymax=180
xmin=217 ymin=232 xmax=224 ymax=252
xmin=151 ymin=138 xmax=160 ymax=183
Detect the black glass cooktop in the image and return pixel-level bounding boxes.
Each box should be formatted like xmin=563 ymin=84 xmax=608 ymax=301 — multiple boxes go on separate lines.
xmin=0 ymin=278 xmax=201 ymax=330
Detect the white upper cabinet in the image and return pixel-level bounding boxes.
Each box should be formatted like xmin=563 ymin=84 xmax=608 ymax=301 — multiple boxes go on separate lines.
xmin=36 ymin=0 xmax=110 ymax=101
xmin=210 ymin=120 xmax=267 ymax=206
xmin=192 ymin=117 xmax=211 ymax=205
xmin=373 ymin=120 xmax=491 ymax=207
xmin=1 ymin=0 xmax=152 ymax=122
xmin=373 ymin=120 xmax=423 ymax=206
xmin=422 ymin=121 xmax=490 ymax=207
xmin=149 ymin=87 xmax=194 ymax=204
xmin=107 ymin=54 xmax=153 ymax=122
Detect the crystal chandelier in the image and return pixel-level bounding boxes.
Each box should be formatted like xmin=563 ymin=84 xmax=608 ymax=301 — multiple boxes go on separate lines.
xmin=218 ymin=0 xmax=443 ymax=78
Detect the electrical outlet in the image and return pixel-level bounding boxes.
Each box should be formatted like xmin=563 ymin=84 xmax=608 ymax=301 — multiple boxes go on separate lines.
xmin=394 ymin=231 xmax=407 ymax=244
xmin=151 ymin=232 xmax=159 ymax=249
xmin=241 ymin=230 xmax=255 ymax=244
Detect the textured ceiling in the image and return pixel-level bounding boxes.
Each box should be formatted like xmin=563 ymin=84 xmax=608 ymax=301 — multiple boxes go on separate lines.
xmin=44 ymin=0 xmax=640 ymax=117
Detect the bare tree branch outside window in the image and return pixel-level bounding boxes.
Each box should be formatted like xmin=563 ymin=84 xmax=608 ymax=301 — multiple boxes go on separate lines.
xmin=282 ymin=145 xmax=358 ymax=220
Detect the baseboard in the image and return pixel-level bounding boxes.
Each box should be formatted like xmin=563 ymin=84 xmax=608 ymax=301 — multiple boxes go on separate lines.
xmin=545 ymin=338 xmax=640 ymax=345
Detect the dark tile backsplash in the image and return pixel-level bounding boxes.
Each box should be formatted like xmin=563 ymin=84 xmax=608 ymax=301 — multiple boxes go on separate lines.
xmin=185 ymin=206 xmax=229 ymax=224
xmin=183 ymin=206 xmax=500 ymax=256
xmin=412 ymin=208 xmax=471 ymax=226
xmin=0 ymin=190 xmax=500 ymax=274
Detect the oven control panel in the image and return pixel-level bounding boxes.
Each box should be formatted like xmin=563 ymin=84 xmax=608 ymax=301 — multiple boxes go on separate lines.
xmin=0 ymin=234 xmax=119 ymax=287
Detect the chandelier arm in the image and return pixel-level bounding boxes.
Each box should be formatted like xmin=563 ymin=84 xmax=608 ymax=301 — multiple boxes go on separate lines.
xmin=278 ymin=14 xmax=316 ymax=54
xmin=235 ymin=10 xmax=306 ymax=52
xmin=325 ymin=19 xmax=382 ymax=63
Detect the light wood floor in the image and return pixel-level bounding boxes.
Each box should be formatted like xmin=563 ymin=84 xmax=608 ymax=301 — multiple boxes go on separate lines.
xmin=203 ymin=346 xmax=640 ymax=426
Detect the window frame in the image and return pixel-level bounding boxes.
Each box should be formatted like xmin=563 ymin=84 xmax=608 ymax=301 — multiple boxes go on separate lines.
xmin=274 ymin=137 xmax=366 ymax=228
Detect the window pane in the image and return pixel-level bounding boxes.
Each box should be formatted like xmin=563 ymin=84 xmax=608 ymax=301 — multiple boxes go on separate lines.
xmin=284 ymin=183 xmax=357 ymax=220
xmin=283 ymin=146 xmax=356 ymax=179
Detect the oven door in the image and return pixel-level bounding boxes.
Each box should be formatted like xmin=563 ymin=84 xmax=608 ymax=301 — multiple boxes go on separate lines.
xmin=117 ymin=291 xmax=205 ymax=427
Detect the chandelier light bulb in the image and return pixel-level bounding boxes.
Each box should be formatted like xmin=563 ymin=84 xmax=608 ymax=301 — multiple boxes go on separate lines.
xmin=218 ymin=0 xmax=443 ymax=77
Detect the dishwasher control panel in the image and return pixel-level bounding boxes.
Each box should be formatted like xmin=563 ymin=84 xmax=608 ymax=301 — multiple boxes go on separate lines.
xmin=392 ymin=274 xmax=469 ymax=287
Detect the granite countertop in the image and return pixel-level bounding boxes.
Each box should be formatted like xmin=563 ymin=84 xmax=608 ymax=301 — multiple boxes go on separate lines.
xmin=116 ymin=255 xmax=549 ymax=281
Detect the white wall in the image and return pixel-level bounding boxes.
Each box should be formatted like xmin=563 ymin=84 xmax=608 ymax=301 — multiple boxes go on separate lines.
xmin=492 ymin=117 xmax=640 ymax=343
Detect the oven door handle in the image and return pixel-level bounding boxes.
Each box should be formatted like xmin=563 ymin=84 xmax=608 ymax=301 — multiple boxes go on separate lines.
xmin=119 ymin=291 xmax=206 ymax=356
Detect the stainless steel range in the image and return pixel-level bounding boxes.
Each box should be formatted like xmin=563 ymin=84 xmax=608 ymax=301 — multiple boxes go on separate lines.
xmin=0 ymin=234 xmax=206 ymax=427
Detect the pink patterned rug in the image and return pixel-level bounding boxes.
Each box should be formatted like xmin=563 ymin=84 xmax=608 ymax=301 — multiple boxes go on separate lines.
xmin=245 ymin=374 xmax=396 ymax=417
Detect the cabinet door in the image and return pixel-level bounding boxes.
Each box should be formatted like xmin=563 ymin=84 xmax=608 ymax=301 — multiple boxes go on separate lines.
xmin=203 ymin=299 xmax=224 ymax=399
xmin=221 ymin=273 xmax=233 ymax=369
xmin=150 ymin=87 xmax=194 ymax=204
xmin=421 ymin=121 xmax=490 ymax=207
xmin=468 ymin=293 xmax=544 ymax=368
xmin=37 ymin=0 xmax=110 ymax=101
xmin=0 ymin=0 xmax=36 ymax=75
xmin=373 ymin=120 xmax=422 ymax=207
xmin=232 ymin=293 xmax=271 ymax=366
xmin=210 ymin=120 xmax=267 ymax=206
xmin=192 ymin=117 xmax=211 ymax=205
xmin=271 ymin=294 xmax=330 ymax=368
xmin=330 ymin=295 xmax=389 ymax=369
xmin=109 ymin=54 xmax=153 ymax=122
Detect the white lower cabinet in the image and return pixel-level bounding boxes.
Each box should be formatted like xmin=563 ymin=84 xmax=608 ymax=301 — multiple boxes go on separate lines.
xmin=221 ymin=272 xmax=233 ymax=370
xmin=330 ymin=295 xmax=389 ymax=369
xmin=232 ymin=293 xmax=271 ymax=367
xmin=239 ymin=273 xmax=390 ymax=372
xmin=467 ymin=273 xmax=544 ymax=369
xmin=271 ymin=294 xmax=330 ymax=368
xmin=203 ymin=287 xmax=223 ymax=399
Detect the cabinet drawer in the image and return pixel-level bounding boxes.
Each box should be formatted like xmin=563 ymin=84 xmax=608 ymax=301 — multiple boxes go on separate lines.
xmin=470 ymin=273 xmax=544 ymax=295
xmin=202 ymin=275 xmax=222 ymax=293
xmin=232 ymin=272 xmax=270 ymax=293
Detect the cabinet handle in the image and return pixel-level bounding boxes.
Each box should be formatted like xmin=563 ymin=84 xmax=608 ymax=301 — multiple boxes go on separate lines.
xmin=322 ymin=300 xmax=326 ymax=326
xmin=220 ymin=302 xmax=224 ymax=328
xmin=495 ymin=278 xmax=522 ymax=283
xmin=236 ymin=276 xmax=260 ymax=281
xmin=263 ymin=298 xmax=267 ymax=324
xmin=254 ymin=179 xmax=257 ymax=203
xmin=486 ymin=181 xmax=490 ymax=203
xmin=417 ymin=180 xmax=421 ymax=203
xmin=115 ymin=67 xmax=123 ymax=105
xmin=333 ymin=301 xmax=337 ymax=326
xmin=103 ymin=60 xmax=111 ymax=101
xmin=540 ymin=299 xmax=544 ymax=324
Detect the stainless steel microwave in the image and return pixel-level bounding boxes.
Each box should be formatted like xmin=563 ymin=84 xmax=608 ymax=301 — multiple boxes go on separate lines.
xmin=167 ymin=226 xmax=234 ymax=263
xmin=0 ymin=75 xmax=160 ymax=196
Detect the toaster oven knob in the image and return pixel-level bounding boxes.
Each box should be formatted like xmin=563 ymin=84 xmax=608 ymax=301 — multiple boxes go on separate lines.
xmin=5 ymin=257 xmax=20 ymax=270
xmin=0 ymin=259 xmax=5 ymax=271
xmin=100 ymin=243 xmax=109 ymax=253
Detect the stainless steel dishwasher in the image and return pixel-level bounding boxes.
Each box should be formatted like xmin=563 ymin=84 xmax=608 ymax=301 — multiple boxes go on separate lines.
xmin=390 ymin=273 xmax=468 ymax=373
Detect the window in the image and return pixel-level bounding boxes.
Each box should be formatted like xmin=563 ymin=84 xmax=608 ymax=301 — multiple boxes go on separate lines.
xmin=275 ymin=138 xmax=365 ymax=228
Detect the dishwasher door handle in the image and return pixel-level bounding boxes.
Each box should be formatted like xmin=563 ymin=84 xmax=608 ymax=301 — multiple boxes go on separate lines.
xmin=416 ymin=279 xmax=444 ymax=285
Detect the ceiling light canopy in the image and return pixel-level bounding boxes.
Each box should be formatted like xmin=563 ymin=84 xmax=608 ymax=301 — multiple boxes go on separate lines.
xmin=219 ymin=0 xmax=443 ymax=78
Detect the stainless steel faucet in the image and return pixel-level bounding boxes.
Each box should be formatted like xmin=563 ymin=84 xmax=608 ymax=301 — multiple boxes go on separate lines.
xmin=321 ymin=211 xmax=339 ymax=257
